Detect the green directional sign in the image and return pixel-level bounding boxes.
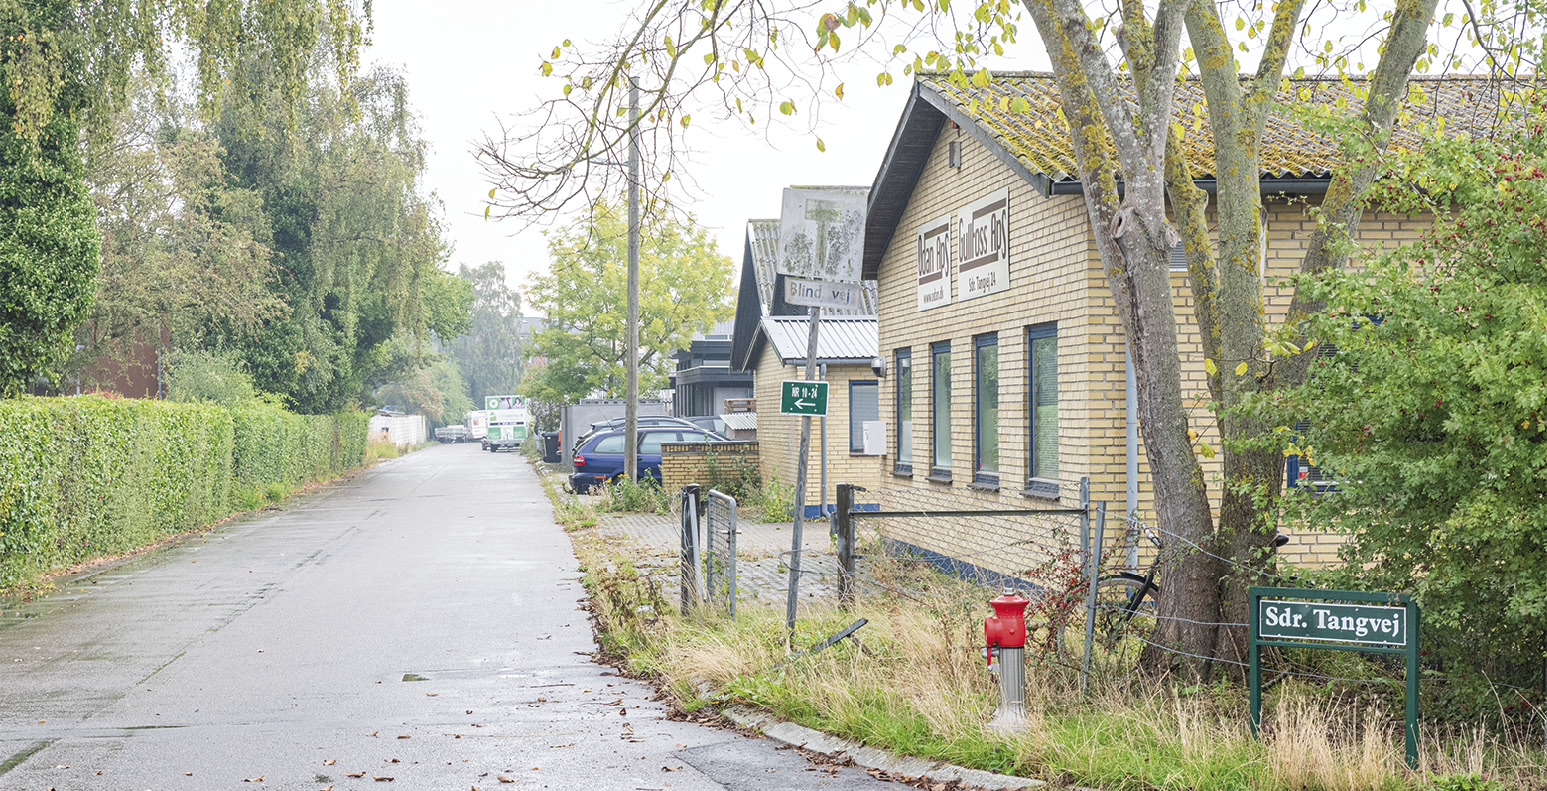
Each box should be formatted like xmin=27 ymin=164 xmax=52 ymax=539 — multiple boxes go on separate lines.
xmin=780 ymin=380 xmax=829 ymax=416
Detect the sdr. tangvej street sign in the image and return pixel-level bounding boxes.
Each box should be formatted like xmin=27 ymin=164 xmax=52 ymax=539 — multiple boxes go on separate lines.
xmin=1249 ymin=587 xmax=1421 ymax=769
xmin=780 ymin=380 xmax=829 ymax=416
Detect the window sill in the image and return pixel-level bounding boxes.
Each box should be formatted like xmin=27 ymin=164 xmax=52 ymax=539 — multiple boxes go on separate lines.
xmin=968 ymin=479 xmax=1000 ymax=493
xmin=1019 ymin=480 xmax=1060 ymax=501
xmin=926 ymin=471 xmax=953 ymax=485
xmin=892 ymin=465 xmax=914 ymax=478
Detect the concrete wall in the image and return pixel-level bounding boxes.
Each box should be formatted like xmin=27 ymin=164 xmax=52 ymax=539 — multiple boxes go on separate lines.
xmin=368 ymin=414 xmax=427 ymax=447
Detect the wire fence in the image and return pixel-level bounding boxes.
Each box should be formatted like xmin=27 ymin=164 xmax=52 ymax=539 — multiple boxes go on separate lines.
xmin=667 ymin=478 xmax=1545 ymax=734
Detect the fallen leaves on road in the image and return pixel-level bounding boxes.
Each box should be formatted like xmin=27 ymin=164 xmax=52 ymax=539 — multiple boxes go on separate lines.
xmin=323 ymin=759 xmax=336 ymax=766
xmin=396 ymin=734 xmax=410 ymax=739
xmin=495 ymin=775 xmax=515 ymax=783
xmin=366 ymin=731 xmax=378 ymax=737
xmin=618 ymin=707 xmax=627 ymax=716
xmin=662 ymin=766 xmax=681 ymax=772
xmin=345 ymin=772 xmax=365 ymax=778
xmin=372 ymin=775 xmax=394 ymax=781
xmin=243 ymin=776 xmax=264 ymax=783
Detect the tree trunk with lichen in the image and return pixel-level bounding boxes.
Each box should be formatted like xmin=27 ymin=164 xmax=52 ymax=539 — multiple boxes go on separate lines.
xmin=1021 ymin=0 xmax=1443 ymax=678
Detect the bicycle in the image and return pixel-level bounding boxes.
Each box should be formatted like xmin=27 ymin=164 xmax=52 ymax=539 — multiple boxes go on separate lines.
xmin=1093 ymin=525 xmax=1289 ymax=645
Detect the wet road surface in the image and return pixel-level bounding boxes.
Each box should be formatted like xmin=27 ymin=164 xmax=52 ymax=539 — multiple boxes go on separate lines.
xmin=0 ymin=444 xmax=904 ymax=790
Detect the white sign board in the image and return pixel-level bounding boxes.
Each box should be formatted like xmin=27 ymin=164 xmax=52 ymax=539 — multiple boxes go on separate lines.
xmin=784 ymin=277 xmax=864 ymax=310
xmin=778 ymin=187 xmax=867 ymax=283
xmin=957 ymin=188 xmax=1010 ymax=301
xmin=915 ymin=214 xmax=951 ymax=311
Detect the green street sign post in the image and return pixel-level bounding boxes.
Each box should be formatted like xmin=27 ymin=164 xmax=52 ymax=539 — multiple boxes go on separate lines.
xmin=779 ymin=380 xmax=829 ymax=416
xmin=1249 ymin=586 xmax=1420 ymax=769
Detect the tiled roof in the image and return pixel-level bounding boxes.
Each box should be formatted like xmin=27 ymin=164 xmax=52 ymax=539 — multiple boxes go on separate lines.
xmin=747 ymin=219 xmax=780 ymax=311
xmin=924 ymin=73 xmax=1534 ymax=182
xmin=758 ymin=316 xmax=878 ymax=365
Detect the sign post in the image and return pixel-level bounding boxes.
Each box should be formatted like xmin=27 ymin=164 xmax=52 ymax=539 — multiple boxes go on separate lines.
xmin=776 ymin=187 xmax=866 ymax=646
xmin=1249 ymin=586 xmax=1421 ymax=769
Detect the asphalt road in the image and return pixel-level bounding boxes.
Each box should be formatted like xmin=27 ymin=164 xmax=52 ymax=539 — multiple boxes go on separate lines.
xmin=0 ymin=443 xmax=905 ymax=790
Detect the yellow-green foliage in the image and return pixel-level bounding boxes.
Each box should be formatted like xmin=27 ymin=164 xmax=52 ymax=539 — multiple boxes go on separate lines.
xmin=0 ymin=396 xmax=367 ymax=587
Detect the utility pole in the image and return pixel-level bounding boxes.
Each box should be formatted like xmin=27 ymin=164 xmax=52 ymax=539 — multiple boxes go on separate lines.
xmin=624 ymin=74 xmax=640 ymax=482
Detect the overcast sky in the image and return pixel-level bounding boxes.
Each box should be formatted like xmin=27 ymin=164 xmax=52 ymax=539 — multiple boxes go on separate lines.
xmin=362 ymin=1 xmax=1054 ymax=298
xmin=361 ymin=1 xmax=1472 ymax=300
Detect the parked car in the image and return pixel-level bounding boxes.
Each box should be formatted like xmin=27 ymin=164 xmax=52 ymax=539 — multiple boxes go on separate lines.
xmin=571 ymin=415 xmax=701 ymax=453
xmin=569 ymin=427 xmax=727 ymax=493
xmin=434 ymin=425 xmax=469 ymax=443
xmin=684 ymin=415 xmax=728 ymax=436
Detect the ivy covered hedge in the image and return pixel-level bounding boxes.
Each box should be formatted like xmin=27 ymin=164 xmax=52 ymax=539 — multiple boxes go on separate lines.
xmin=0 ymin=396 xmax=367 ymax=587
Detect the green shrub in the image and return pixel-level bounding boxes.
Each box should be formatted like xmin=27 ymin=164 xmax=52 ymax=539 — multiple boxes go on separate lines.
xmin=745 ymin=476 xmax=795 ymax=522
xmin=596 ymin=476 xmax=671 ymax=514
xmin=0 ymin=395 xmax=368 ymax=588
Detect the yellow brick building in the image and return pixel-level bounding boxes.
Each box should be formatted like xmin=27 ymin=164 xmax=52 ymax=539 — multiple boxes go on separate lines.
xmin=744 ymin=316 xmax=886 ymax=516
xmin=856 ymin=74 xmax=1500 ymax=571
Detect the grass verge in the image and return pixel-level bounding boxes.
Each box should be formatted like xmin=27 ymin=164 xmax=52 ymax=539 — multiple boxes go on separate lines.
xmin=533 ymin=465 xmax=1546 ymax=791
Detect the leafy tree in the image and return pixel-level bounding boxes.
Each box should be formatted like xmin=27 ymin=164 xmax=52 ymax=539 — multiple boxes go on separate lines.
xmin=375 ymin=357 xmax=473 ymax=426
xmin=207 ymin=65 xmax=466 ymax=413
xmin=75 ymin=82 xmax=282 ymax=387
xmin=0 ymin=95 xmax=97 ymax=396
xmin=521 ymin=200 xmax=734 ymax=405
xmin=486 ymin=0 xmax=1539 ymax=674
xmin=449 ymin=262 xmax=525 ymax=406
xmin=1285 ymin=114 xmax=1547 ymax=693
xmin=0 ymin=0 xmax=365 ymax=396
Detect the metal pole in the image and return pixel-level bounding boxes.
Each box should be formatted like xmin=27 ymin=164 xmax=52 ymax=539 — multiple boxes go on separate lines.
xmin=1405 ymin=600 xmax=1420 ymax=770
xmin=1081 ymin=501 xmax=1106 ymax=694
xmin=1250 ymin=590 xmax=1262 ymax=739
xmin=784 ymin=305 xmax=822 ymax=645
xmin=1125 ymin=349 xmax=1138 ymax=571
xmin=624 ymin=75 xmax=640 ymax=482
xmin=836 ymin=483 xmax=855 ymax=608
xmin=820 ymin=362 xmax=828 ymax=518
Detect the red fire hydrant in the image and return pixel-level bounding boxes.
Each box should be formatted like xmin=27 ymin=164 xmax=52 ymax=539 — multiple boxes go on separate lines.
xmin=983 ymin=591 xmax=1030 ymax=666
xmin=983 ymin=589 xmax=1030 ymax=732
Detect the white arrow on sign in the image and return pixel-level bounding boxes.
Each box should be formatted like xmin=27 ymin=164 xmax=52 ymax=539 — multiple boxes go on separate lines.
xmin=794 ymin=400 xmax=815 ymax=409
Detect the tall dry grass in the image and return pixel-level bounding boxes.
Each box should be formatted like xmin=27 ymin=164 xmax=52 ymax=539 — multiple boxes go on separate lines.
xmin=568 ymin=518 xmax=1546 ymax=791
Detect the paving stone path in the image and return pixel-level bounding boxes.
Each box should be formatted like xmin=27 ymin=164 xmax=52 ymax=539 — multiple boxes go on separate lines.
xmin=591 ymin=507 xmax=852 ymax=605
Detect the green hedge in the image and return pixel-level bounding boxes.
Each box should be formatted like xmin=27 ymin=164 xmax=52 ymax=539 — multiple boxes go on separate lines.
xmin=0 ymin=396 xmax=367 ymax=587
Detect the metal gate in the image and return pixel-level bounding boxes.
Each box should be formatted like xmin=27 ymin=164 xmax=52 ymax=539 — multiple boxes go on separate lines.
xmin=703 ymin=490 xmax=738 ymax=618
xmin=678 ymin=485 xmax=737 ymax=618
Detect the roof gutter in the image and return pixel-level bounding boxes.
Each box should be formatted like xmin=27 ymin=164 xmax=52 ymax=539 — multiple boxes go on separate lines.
xmin=1049 ymin=177 xmax=1332 ymax=196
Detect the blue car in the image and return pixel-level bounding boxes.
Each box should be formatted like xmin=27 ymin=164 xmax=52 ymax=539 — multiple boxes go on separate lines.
xmin=568 ymin=427 xmax=725 ymax=493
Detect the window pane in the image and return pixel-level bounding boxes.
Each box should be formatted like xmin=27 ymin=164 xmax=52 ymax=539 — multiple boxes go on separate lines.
xmin=593 ymin=435 xmax=625 ymax=454
xmin=897 ymin=352 xmax=912 ymax=465
xmin=933 ymin=346 xmax=951 ymax=471
xmin=850 ymin=382 xmax=879 ymax=452
xmin=976 ymin=340 xmax=998 ymax=475
xmin=639 ymin=432 xmax=672 ymax=453
xmin=1030 ymin=334 xmax=1059 ymax=479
